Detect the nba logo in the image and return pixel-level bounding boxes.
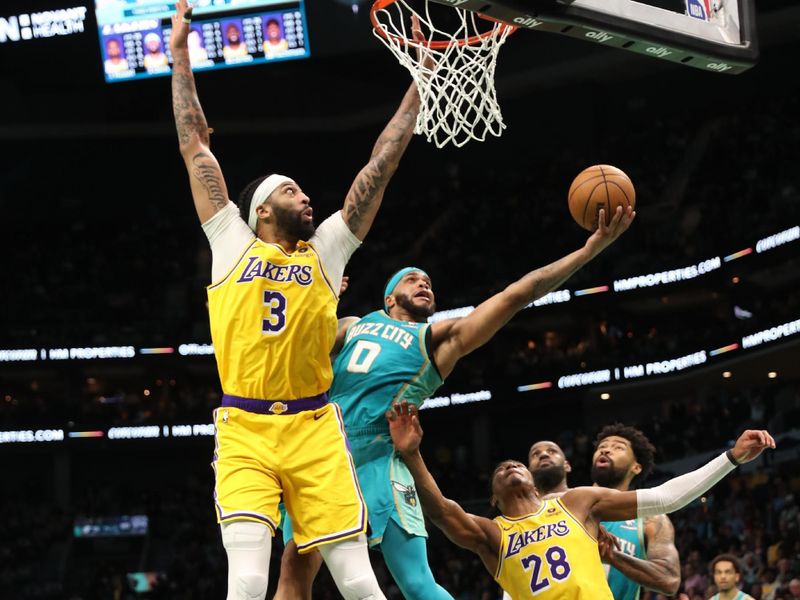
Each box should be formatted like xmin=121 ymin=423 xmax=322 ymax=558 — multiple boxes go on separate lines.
xmin=686 ymin=0 xmax=711 ymax=20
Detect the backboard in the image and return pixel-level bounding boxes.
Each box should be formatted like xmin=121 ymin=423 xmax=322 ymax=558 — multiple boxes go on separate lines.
xmin=432 ymin=0 xmax=758 ymax=73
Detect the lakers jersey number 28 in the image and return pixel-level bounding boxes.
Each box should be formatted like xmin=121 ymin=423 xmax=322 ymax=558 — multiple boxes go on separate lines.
xmin=495 ymin=499 xmax=614 ymax=600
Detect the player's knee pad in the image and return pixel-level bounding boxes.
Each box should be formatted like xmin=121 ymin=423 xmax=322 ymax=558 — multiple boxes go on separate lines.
xmin=221 ymin=521 xmax=272 ymax=600
xmin=339 ymin=573 xmax=382 ymax=600
xmin=234 ymin=573 xmax=268 ymax=600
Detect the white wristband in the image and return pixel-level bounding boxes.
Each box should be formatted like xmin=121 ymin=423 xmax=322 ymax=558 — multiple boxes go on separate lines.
xmin=636 ymin=452 xmax=736 ymax=518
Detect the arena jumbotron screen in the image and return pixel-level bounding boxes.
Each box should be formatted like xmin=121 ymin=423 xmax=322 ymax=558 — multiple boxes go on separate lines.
xmin=94 ymin=0 xmax=310 ymax=83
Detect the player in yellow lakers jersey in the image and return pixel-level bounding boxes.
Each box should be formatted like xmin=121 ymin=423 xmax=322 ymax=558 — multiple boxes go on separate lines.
xmin=387 ymin=401 xmax=775 ymax=599
xmin=170 ymin=1 xmax=423 ymax=597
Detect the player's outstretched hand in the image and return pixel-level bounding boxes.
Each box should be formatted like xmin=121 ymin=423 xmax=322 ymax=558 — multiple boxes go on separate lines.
xmin=170 ymin=0 xmax=193 ymax=52
xmin=730 ymin=429 xmax=776 ymax=464
xmin=585 ymin=205 xmax=635 ymax=258
xmin=386 ymin=400 xmax=423 ymax=455
xmin=411 ymin=15 xmax=436 ymax=72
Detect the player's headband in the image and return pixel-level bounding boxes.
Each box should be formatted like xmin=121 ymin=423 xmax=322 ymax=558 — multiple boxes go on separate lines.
xmin=248 ymin=174 xmax=294 ymax=232
xmin=384 ymin=267 xmax=428 ymax=311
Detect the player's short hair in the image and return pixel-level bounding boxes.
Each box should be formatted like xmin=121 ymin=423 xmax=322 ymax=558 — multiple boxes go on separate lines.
xmin=267 ymin=18 xmax=280 ymax=28
xmin=594 ymin=423 xmax=656 ymax=482
xmin=710 ymin=553 xmax=742 ymax=575
xmin=238 ymin=175 xmax=271 ymax=224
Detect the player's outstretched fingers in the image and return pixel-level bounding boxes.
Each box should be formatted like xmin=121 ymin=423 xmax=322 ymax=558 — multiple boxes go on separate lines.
xmin=399 ymin=400 xmax=411 ymax=416
xmin=597 ymin=208 xmax=607 ymax=234
xmin=608 ymin=205 xmax=624 ymax=234
xmin=766 ymin=431 xmax=777 ymax=448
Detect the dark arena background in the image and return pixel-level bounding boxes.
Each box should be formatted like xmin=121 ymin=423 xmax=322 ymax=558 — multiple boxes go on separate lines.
xmin=1 ymin=0 xmax=800 ymax=598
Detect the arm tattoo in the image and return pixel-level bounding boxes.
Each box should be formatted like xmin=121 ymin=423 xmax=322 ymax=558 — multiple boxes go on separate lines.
xmin=345 ymin=156 xmax=388 ymax=234
xmin=171 ymin=49 xmax=210 ymax=148
xmin=344 ymin=86 xmax=419 ymax=235
xmin=604 ymin=514 xmax=680 ymax=595
xmin=191 ymin=152 xmax=227 ymax=210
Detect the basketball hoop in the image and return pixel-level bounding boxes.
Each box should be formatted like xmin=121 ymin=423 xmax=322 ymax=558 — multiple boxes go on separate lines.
xmin=370 ymin=0 xmax=515 ymax=148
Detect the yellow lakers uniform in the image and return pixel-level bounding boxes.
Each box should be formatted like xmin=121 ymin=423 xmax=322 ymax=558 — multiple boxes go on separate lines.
xmin=494 ymin=499 xmax=614 ymax=599
xmin=207 ymin=237 xmax=367 ymax=553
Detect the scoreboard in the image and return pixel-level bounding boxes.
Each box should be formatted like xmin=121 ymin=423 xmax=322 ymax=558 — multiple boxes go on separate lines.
xmin=95 ymin=0 xmax=310 ymax=83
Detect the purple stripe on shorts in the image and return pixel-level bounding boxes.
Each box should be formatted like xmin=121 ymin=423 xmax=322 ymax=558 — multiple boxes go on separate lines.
xmin=296 ymin=511 xmax=366 ymax=552
xmin=221 ymin=392 xmax=328 ymax=415
xmin=219 ymin=511 xmax=277 ymax=531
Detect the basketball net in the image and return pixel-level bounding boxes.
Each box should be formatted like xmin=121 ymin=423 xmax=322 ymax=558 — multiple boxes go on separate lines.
xmin=371 ymin=1 xmax=514 ymax=148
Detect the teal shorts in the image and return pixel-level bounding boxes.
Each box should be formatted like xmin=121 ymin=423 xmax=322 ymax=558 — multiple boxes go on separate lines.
xmin=282 ymin=431 xmax=426 ymax=548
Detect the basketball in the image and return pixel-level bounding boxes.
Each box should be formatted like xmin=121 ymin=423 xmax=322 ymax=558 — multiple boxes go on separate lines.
xmin=568 ymin=165 xmax=636 ymax=231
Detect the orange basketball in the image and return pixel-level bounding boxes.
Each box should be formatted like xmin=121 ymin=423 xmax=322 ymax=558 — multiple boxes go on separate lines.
xmin=568 ymin=165 xmax=636 ymax=231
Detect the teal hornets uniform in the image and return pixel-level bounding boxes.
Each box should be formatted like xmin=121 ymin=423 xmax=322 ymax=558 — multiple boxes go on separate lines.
xmin=333 ymin=310 xmax=443 ymax=546
xmin=710 ymin=593 xmax=754 ymax=600
xmin=283 ymin=309 xmax=443 ymax=547
xmin=602 ymin=518 xmax=646 ymax=600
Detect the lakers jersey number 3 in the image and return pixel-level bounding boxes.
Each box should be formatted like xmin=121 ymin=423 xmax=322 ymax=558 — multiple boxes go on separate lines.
xmin=207 ymin=238 xmax=338 ymax=401
xmin=495 ymin=499 xmax=614 ymax=600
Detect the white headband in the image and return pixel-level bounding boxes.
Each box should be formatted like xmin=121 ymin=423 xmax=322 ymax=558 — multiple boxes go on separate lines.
xmin=247 ymin=174 xmax=293 ymax=232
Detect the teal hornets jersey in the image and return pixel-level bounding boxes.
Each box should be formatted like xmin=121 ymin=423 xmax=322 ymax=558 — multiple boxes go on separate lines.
xmin=602 ymin=518 xmax=646 ymax=600
xmin=330 ymin=310 xmax=443 ymax=431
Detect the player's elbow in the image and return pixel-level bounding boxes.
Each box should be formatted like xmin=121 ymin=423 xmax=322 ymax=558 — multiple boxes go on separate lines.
xmin=178 ymin=134 xmax=209 ymax=158
xmin=649 ymin=571 xmax=681 ymax=595
xmin=663 ymin=572 xmax=681 ymax=595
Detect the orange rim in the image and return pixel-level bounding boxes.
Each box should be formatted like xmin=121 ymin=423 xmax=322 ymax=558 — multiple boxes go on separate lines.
xmin=370 ymin=0 xmax=516 ymax=49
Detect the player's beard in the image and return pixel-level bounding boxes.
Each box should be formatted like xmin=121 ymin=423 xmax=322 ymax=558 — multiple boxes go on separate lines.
xmin=533 ymin=464 xmax=567 ymax=495
xmin=272 ymin=203 xmax=315 ymax=241
xmin=591 ymin=459 xmax=627 ymax=488
xmin=394 ymin=292 xmax=436 ymax=321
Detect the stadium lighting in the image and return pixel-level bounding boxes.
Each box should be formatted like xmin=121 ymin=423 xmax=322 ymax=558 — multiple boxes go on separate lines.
xmin=722 ymin=371 xmax=732 ymax=378
xmin=600 ymin=393 xmax=611 ymax=400
xmin=768 ymin=371 xmax=778 ymax=379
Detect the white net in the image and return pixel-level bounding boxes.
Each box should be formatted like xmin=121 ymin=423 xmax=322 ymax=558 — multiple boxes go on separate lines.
xmin=371 ymin=1 xmax=514 ymax=148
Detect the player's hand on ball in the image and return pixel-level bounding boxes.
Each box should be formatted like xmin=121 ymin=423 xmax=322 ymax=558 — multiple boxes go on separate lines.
xmin=730 ymin=429 xmax=776 ymax=464
xmin=585 ymin=205 xmax=635 ymax=257
xmin=386 ymin=400 xmax=423 ymax=454
xmin=170 ymin=0 xmax=193 ymax=51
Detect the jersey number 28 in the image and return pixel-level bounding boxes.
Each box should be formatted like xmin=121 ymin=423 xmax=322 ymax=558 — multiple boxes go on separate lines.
xmin=521 ymin=546 xmax=572 ymax=595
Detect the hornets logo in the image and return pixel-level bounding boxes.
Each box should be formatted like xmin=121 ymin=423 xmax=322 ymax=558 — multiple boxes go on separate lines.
xmin=391 ymin=481 xmax=418 ymax=507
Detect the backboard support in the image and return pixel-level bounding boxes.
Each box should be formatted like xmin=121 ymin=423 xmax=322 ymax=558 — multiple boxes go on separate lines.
xmin=430 ymin=0 xmax=758 ymax=74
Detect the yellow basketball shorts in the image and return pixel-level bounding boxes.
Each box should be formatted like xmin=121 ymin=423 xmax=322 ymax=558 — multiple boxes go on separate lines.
xmin=212 ymin=402 xmax=368 ymax=553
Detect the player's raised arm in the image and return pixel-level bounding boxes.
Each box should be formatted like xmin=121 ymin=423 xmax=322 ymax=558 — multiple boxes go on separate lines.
xmin=340 ymin=20 xmax=428 ymax=240
xmin=170 ymin=0 xmax=231 ymax=224
xmin=564 ymin=429 xmax=776 ymax=525
xmin=432 ymin=206 xmax=634 ymax=377
xmin=387 ymin=402 xmax=500 ymax=560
